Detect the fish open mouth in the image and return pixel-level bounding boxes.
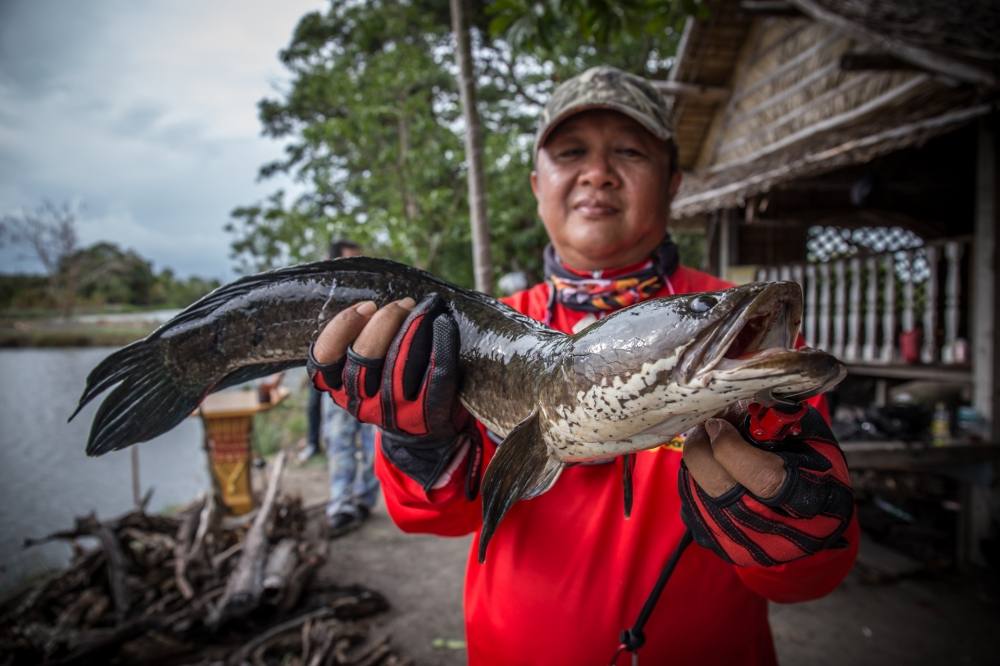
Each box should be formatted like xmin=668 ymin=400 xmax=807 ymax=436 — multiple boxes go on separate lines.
xmin=677 ymin=282 xmax=803 ymax=385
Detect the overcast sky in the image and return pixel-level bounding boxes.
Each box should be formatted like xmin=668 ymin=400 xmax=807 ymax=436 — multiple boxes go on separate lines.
xmin=0 ymin=0 xmax=326 ymax=280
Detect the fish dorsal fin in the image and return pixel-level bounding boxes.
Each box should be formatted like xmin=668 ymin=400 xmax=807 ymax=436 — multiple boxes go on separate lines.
xmin=478 ymin=411 xmax=564 ymax=563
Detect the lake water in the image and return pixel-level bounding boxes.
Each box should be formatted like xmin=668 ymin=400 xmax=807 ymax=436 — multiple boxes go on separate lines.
xmin=0 ymin=348 xmax=210 ymax=594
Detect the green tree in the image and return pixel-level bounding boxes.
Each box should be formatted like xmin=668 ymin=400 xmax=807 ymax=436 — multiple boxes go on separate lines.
xmin=68 ymin=242 xmax=157 ymax=306
xmin=229 ymin=0 xmax=693 ymax=286
xmin=0 ymin=201 xmax=80 ymax=315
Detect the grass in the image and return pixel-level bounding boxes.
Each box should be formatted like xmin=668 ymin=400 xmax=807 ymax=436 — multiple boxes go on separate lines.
xmin=253 ymin=386 xmax=310 ymax=457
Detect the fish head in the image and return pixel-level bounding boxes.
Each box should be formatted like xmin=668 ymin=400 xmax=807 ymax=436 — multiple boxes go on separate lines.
xmin=543 ymin=282 xmax=844 ymax=460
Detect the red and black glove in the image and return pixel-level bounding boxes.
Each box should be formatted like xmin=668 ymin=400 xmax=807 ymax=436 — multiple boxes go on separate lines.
xmin=678 ymin=403 xmax=854 ymax=567
xmin=308 ymin=293 xmax=480 ymax=494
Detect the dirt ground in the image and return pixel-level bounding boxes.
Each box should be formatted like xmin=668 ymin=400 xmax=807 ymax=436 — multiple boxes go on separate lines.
xmin=281 ymin=459 xmax=1000 ymax=666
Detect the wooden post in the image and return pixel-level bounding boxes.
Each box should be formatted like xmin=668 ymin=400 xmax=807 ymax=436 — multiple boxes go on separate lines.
xmin=832 ymin=259 xmax=846 ymax=358
xmin=805 ymin=264 xmax=817 ymax=345
xmin=922 ymin=245 xmax=939 ymax=364
xmin=791 ymin=264 xmax=804 ymax=290
xmin=973 ymin=116 xmax=999 ymax=441
xmin=818 ymin=262 xmax=831 ymax=352
xmin=717 ymin=209 xmax=738 ymax=280
xmin=845 ymin=257 xmax=862 ymax=360
xmin=450 ymin=0 xmax=493 ymax=294
xmin=941 ymin=241 xmax=965 ymax=364
xmin=863 ymin=257 xmax=878 ymax=361
xmin=880 ymin=255 xmax=897 ymax=363
xmin=130 ymin=448 xmax=141 ymax=510
xmin=902 ymin=249 xmax=916 ymax=333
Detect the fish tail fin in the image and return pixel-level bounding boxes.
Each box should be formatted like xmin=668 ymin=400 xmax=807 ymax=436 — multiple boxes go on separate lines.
xmin=69 ymin=262 xmax=338 ymax=455
xmin=71 ymin=335 xmax=298 ymax=456
xmin=478 ymin=412 xmax=563 ymax=563
xmin=70 ymin=339 xmax=204 ymax=456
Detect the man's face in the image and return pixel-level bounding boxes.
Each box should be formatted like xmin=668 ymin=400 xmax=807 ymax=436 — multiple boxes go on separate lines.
xmin=340 ymin=246 xmax=362 ymax=258
xmin=531 ymin=109 xmax=681 ymax=272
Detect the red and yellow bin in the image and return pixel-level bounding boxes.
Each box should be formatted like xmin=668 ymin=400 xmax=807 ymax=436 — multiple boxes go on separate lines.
xmin=198 ymin=383 xmax=289 ymax=515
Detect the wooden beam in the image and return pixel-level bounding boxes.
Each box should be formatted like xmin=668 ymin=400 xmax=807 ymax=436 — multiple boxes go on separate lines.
xmin=673 ymin=102 xmax=994 ymax=216
xmin=739 ymin=1 xmax=801 ymax=16
xmin=791 ymin=0 xmax=998 ymax=87
xmin=653 ymin=80 xmax=730 ymax=103
xmin=973 ymin=115 xmax=999 ymax=441
xmin=840 ymin=52 xmax=922 ymax=72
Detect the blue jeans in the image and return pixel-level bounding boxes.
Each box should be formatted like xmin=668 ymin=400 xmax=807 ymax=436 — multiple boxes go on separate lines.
xmin=323 ymin=401 xmax=379 ymax=518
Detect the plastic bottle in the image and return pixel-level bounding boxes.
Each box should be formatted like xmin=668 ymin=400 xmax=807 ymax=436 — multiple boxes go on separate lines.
xmin=931 ymin=402 xmax=950 ymax=447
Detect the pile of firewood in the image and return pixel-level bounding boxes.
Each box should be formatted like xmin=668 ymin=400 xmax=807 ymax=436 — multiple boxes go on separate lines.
xmin=0 ymin=452 xmax=410 ymax=666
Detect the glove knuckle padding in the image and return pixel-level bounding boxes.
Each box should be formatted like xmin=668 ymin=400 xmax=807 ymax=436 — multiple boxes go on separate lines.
xmin=424 ymin=313 xmax=461 ymax=432
xmin=343 ymin=348 xmax=384 ymax=423
xmin=380 ymin=293 xmax=462 ymax=438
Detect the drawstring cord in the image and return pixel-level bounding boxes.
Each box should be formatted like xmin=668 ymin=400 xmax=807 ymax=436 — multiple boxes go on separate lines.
xmin=609 ymin=529 xmax=694 ymax=665
xmin=622 ymin=454 xmax=634 ymax=518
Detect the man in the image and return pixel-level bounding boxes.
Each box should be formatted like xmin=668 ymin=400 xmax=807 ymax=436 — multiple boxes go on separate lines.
xmin=309 ymin=67 xmax=857 ymax=664
xmin=305 ymin=239 xmax=380 ymax=536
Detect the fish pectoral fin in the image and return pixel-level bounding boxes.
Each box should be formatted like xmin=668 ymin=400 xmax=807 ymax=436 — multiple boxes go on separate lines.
xmin=478 ymin=412 xmax=563 ymax=564
xmin=522 ymin=455 xmax=564 ymax=500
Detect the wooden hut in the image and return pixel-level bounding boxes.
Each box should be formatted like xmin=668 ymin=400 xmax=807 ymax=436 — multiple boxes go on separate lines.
xmin=660 ymin=0 xmax=999 ymax=566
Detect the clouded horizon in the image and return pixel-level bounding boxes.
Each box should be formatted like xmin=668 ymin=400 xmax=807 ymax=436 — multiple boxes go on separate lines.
xmin=0 ymin=0 xmax=325 ymax=280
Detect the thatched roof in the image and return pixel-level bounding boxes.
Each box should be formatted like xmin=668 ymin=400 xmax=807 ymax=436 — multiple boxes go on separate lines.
xmin=665 ymin=0 xmax=1000 ymax=219
xmin=795 ymin=0 xmax=1000 ymax=86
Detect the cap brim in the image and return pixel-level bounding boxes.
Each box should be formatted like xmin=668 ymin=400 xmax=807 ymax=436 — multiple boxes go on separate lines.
xmin=533 ymin=102 xmax=674 ymax=157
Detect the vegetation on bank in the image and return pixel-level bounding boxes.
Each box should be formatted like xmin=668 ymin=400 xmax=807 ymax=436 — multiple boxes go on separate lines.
xmin=0 ymin=320 xmax=157 ymax=348
xmin=2 ymin=204 xmax=221 ymax=338
xmin=252 ymin=382 xmax=311 ymax=458
xmin=0 ymin=242 xmax=220 ymax=314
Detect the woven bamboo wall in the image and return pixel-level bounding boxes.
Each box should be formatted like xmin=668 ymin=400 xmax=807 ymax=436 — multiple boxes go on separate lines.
xmin=699 ymin=17 xmax=926 ymax=172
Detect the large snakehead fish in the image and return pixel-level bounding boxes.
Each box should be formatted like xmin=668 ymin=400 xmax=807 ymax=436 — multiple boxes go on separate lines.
xmin=72 ymin=257 xmax=845 ymax=560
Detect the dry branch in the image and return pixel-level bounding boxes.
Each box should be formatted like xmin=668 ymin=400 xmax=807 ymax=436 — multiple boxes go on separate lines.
xmin=2 ymin=452 xmax=404 ymax=666
xmin=212 ymin=451 xmax=287 ymax=625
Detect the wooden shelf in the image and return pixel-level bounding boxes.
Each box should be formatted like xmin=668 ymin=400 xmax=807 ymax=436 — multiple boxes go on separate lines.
xmin=844 ymin=363 xmax=972 ymax=383
xmin=842 ymin=439 xmax=999 ymax=471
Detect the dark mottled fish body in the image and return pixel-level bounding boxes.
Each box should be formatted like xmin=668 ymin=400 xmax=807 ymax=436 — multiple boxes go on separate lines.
xmin=73 ymin=257 xmax=845 ymax=563
xmin=73 ymin=258 xmax=562 ymax=457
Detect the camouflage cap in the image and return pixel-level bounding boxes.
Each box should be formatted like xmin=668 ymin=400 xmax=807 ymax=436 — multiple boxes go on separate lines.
xmin=533 ymin=65 xmax=673 ymax=157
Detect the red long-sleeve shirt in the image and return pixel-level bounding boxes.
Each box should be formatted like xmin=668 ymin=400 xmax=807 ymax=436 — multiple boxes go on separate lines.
xmin=374 ymin=264 xmax=858 ymax=665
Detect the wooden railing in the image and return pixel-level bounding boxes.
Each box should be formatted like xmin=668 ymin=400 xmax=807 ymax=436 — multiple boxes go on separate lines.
xmin=754 ymin=237 xmax=972 ymax=370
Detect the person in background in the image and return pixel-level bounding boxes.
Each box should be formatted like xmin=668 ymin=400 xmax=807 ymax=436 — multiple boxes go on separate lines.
xmin=308 ymin=67 xmax=857 ymax=664
xmin=302 ymin=239 xmax=380 ymax=536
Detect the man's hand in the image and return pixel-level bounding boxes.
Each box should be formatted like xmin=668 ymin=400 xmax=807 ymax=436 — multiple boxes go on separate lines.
xmin=678 ymin=405 xmax=853 ymax=567
xmin=309 ymin=294 xmax=479 ymax=493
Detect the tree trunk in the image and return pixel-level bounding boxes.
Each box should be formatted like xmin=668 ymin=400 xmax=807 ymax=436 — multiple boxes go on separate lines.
xmin=450 ymin=0 xmax=493 ymax=294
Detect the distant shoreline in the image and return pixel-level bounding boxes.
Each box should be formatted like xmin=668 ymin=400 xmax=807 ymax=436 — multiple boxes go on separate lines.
xmin=0 ymin=308 xmax=179 ymax=348
xmin=0 ymin=320 xmax=156 ymax=348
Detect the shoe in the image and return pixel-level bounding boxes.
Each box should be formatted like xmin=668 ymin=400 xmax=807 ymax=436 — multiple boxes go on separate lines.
xmin=297 ymin=443 xmax=319 ymax=463
xmin=327 ymin=512 xmax=362 ymax=538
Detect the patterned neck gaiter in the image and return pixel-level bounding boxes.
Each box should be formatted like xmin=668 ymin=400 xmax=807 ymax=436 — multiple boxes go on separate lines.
xmin=543 ymin=235 xmax=680 ymax=313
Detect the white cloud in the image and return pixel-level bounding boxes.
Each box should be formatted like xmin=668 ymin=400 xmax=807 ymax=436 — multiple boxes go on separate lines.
xmin=0 ymin=0 xmax=324 ymax=279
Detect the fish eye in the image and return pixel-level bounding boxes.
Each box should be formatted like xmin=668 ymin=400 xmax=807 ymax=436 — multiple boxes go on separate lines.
xmin=689 ymin=295 xmax=718 ymax=313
